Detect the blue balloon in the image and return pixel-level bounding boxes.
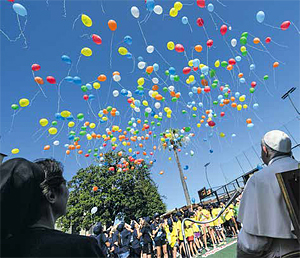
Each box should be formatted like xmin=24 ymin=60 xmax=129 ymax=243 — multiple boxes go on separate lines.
xmin=193 ymin=59 xmax=200 ymax=67
xmin=218 ymin=95 xmax=223 ymax=100
xmin=188 ymin=92 xmax=193 ymax=97
xmin=170 ymin=75 xmax=175 ymax=81
xmin=239 ymin=78 xmax=246 ymax=83
xmin=231 ymin=133 xmax=236 ymax=137
xmin=131 ymin=117 xmax=135 ymax=122
xmin=198 ymin=102 xmax=203 ymax=107
xmin=86 ymin=83 xmax=92 ymax=90
xmin=201 ymin=66 xmax=209 ymax=75
xmin=192 ymin=87 xmax=197 ymax=93
xmin=253 ymin=103 xmax=259 ymax=110
xmin=121 ymin=89 xmax=128 ymax=96
xmin=250 ymin=64 xmax=255 ymax=70
xmin=73 ymin=76 xmax=82 ymax=85
xmin=169 ymin=67 xmax=176 ymax=75
xmin=235 ymin=56 xmax=242 ymax=62
xmin=67 ymin=115 xmax=74 ymax=121
xmin=13 ymin=3 xmax=27 ymax=17
xmin=124 ymin=35 xmax=132 ymax=45
xmin=183 ymin=165 xmax=189 ymax=170
xmin=61 ymin=55 xmax=72 ymax=64
xmin=182 ymin=16 xmax=188 ymax=25
xmin=257 ymin=164 xmax=263 ymax=170
xmin=235 ymin=92 xmax=240 ymax=98
xmin=203 ymin=138 xmax=207 ymax=142
xmin=207 ymin=3 xmax=214 ymax=12
xmin=223 ymin=87 xmax=229 ymax=93
xmin=126 ymin=52 xmax=132 ymax=59
xmin=89 ymin=94 xmax=95 ymax=100
xmin=153 ymin=63 xmax=159 ymax=71
xmin=190 ymin=80 xmax=196 ymax=85
xmin=146 ymin=0 xmax=155 ymax=11
xmin=247 ymin=123 xmax=254 ymax=128
xmin=134 ymin=100 xmax=141 ymax=107
xmin=68 ymin=135 xmax=74 ymax=140
xmin=115 ymin=111 xmax=120 ymax=116
xmin=65 ymin=76 xmax=73 ymax=82
xmin=209 ymin=149 xmax=214 ymax=153
xmin=137 ymin=56 xmax=143 ymax=61
xmin=256 ymin=11 xmax=265 ymax=23
xmin=191 ymin=198 xmax=196 ymax=204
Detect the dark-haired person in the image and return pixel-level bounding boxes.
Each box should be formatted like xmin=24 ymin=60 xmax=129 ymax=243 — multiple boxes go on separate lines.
xmin=140 ymin=217 xmax=153 ymax=258
xmin=151 ymin=212 xmax=167 ymax=258
xmin=173 ymin=213 xmax=186 ymax=258
xmin=112 ymin=222 xmax=132 ymax=258
xmin=237 ymin=131 xmax=300 ymax=257
xmin=128 ymin=220 xmax=142 ymax=258
xmin=92 ymin=222 xmax=110 ymax=257
xmin=1 ymin=158 xmax=103 ymax=257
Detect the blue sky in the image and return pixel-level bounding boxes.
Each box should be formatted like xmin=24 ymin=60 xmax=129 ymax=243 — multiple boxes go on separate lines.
xmin=1 ymin=0 xmax=299 ymax=211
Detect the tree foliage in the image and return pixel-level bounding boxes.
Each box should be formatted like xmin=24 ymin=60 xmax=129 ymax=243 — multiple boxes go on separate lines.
xmin=58 ymin=151 xmax=166 ymax=232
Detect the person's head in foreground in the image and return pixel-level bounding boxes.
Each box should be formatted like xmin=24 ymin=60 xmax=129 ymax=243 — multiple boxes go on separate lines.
xmin=261 ymin=130 xmax=292 ymax=165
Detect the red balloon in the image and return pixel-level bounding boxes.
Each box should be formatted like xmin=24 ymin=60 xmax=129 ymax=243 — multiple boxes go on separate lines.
xmin=85 ymin=154 xmax=89 ymax=157
xmin=220 ymin=112 xmax=225 ymax=117
xmin=204 ymin=86 xmax=211 ymax=93
xmin=127 ymin=98 xmax=133 ymax=104
xmin=92 ymin=34 xmax=102 ymax=45
xmin=197 ymin=0 xmax=205 ymax=8
xmin=220 ymin=86 xmax=224 ymax=91
xmin=228 ymin=58 xmax=236 ymax=65
xmin=193 ymin=67 xmax=199 ymax=71
xmin=83 ymin=95 xmax=89 ymax=100
xmin=183 ymin=67 xmax=191 ymax=74
xmin=206 ymin=39 xmax=213 ymax=47
xmin=280 ymin=21 xmax=291 ymax=31
xmin=31 ymin=64 xmax=41 ymax=71
xmin=196 ymin=18 xmax=204 ymax=27
xmin=251 ymin=81 xmax=257 ymax=88
xmin=175 ymin=44 xmax=184 ymax=53
xmin=208 ymin=121 xmax=216 ymax=127
xmin=7 ymin=0 xmax=15 ymax=2
xmin=220 ymin=25 xmax=228 ymax=36
xmin=46 ymin=76 xmax=56 ymax=84
xmin=136 ymin=151 xmax=140 ymax=155
xmin=265 ymin=37 xmax=271 ymax=43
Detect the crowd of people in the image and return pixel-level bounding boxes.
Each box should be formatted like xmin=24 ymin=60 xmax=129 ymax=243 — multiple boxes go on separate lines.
xmin=90 ymin=200 xmax=241 ymax=258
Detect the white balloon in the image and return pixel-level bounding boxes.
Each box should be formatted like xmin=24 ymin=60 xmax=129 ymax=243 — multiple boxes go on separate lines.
xmin=113 ymin=74 xmax=121 ymax=82
xmin=137 ymin=136 xmax=141 ymax=141
xmin=158 ymin=112 xmax=163 ymax=116
xmin=64 ymin=144 xmax=69 ymax=148
xmin=153 ymin=5 xmax=163 ymax=15
xmin=134 ymin=107 xmax=140 ymax=112
xmin=148 ymin=90 xmax=154 ymax=97
xmin=138 ymin=61 xmax=146 ymax=69
xmin=113 ymin=90 xmax=119 ymax=97
xmin=231 ymin=38 xmax=237 ymax=47
xmin=91 ymin=206 xmax=98 ymax=214
xmin=208 ymin=113 xmax=213 ymax=118
xmin=229 ymin=26 xmax=232 ymax=31
xmin=168 ymin=85 xmax=175 ymax=92
xmin=131 ymin=6 xmax=140 ymax=18
xmin=154 ymin=102 xmax=161 ymax=109
xmin=130 ymin=128 xmax=134 ymax=134
xmin=146 ymin=45 xmax=154 ymax=54
xmin=127 ymin=91 xmax=132 ymax=97
xmin=53 ymin=140 xmax=60 ymax=146
xmin=145 ymin=107 xmax=152 ymax=113
xmin=152 ymin=77 xmax=159 ymax=84
xmin=133 ymin=123 xmax=137 ymax=128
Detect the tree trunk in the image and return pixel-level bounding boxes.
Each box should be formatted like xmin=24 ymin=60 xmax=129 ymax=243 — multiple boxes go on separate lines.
xmin=173 ymin=148 xmax=191 ymax=206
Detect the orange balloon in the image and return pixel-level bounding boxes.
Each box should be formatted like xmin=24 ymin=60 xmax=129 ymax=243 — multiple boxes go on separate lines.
xmin=200 ymin=119 xmax=204 ymax=123
xmin=76 ymin=145 xmax=81 ymax=149
xmin=103 ymin=109 xmax=108 ymax=114
xmin=153 ymin=145 xmax=157 ymax=150
xmin=273 ymin=62 xmax=279 ymax=68
xmin=146 ymin=66 xmax=153 ymax=74
xmin=112 ymin=108 xmax=117 ymax=112
xmin=66 ymin=150 xmax=70 ymax=155
xmin=78 ymin=150 xmax=83 ymax=154
xmin=201 ymin=79 xmax=208 ymax=86
xmin=170 ymin=91 xmax=176 ymax=97
xmin=112 ymin=71 xmax=120 ymax=76
xmin=137 ymin=119 xmax=141 ymax=124
xmin=97 ymin=134 xmax=101 ymax=139
xmin=184 ymin=176 xmax=187 ymax=180
xmin=155 ymin=94 xmax=163 ymax=101
xmin=227 ymin=65 xmax=233 ymax=71
xmin=253 ymin=37 xmax=260 ymax=44
xmin=93 ymin=186 xmax=98 ymax=192
xmin=108 ymin=20 xmax=117 ymax=31
xmin=84 ymin=121 xmax=90 ymax=126
xmin=44 ymin=145 xmax=50 ymax=150
xmin=246 ymin=118 xmax=252 ymax=124
xmin=35 ymin=76 xmax=44 ymax=85
xmin=152 ymin=85 xmax=159 ymax=91
xmin=205 ymin=110 xmax=210 ymax=114
xmin=224 ymin=99 xmax=230 ymax=105
xmin=159 ymin=170 xmax=164 ymax=175
xmin=194 ymin=45 xmax=203 ymax=52
xmin=220 ymin=103 xmax=225 ymax=107
xmin=238 ymin=73 xmax=243 ymax=78
xmin=201 ymin=115 xmax=206 ymax=119
xmin=98 ymin=74 xmax=107 ymax=82
xmin=231 ymin=96 xmax=235 ymax=102
xmin=231 ymin=102 xmax=237 ymax=108
xmin=175 ymin=92 xmax=181 ymax=98
xmin=197 ymin=87 xmax=202 ymax=94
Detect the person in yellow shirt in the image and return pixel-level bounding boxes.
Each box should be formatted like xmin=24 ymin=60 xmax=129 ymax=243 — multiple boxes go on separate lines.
xmin=211 ymin=203 xmax=226 ymax=245
xmin=223 ymin=202 xmax=237 ymax=237
xmin=183 ymin=211 xmax=199 ymax=257
xmin=191 ymin=212 xmax=203 ymax=252
xmin=173 ymin=212 xmax=186 ymax=258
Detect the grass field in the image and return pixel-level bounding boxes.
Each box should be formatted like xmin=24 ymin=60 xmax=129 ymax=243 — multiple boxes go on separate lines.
xmin=197 ymin=238 xmax=237 ymax=258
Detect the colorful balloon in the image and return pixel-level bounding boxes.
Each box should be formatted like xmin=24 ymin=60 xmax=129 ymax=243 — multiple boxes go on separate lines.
xmin=81 ymin=47 xmax=92 ymax=56
xmin=92 ymin=34 xmax=102 ymax=45
xmin=256 ymin=11 xmax=265 ymax=23
xmin=220 ymin=25 xmax=227 ymax=35
xmin=81 ymin=14 xmax=92 ymax=27
xmin=13 ymin=3 xmax=27 ymax=16
xmin=280 ymin=21 xmax=291 ymax=31
xmin=19 ymin=98 xmax=29 ymax=107
xmin=108 ymin=20 xmax=117 ymax=31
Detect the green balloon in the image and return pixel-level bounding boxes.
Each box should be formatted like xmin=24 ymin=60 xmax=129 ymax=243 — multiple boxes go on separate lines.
xmin=11 ymin=104 xmax=19 ymax=110
xmin=221 ymin=61 xmax=228 ymax=67
xmin=79 ymin=131 xmax=86 ymax=136
xmin=209 ymin=69 xmax=216 ymax=78
xmin=81 ymin=126 xmax=86 ymax=131
xmin=242 ymin=50 xmax=248 ymax=56
xmin=213 ymin=79 xmax=219 ymax=84
xmin=172 ymin=97 xmax=178 ymax=102
xmin=200 ymin=74 xmax=205 ymax=79
xmin=250 ymin=88 xmax=255 ymax=93
xmin=225 ymin=84 xmax=229 ymax=87
xmin=159 ymin=133 xmax=163 ymax=136
xmin=240 ymin=37 xmax=247 ymax=45
xmin=128 ymin=121 xmax=133 ymax=126
xmin=158 ymin=117 xmax=163 ymax=121
xmin=213 ymin=101 xmax=218 ymax=105
xmin=153 ymin=134 xmax=157 ymax=138
xmin=81 ymin=85 xmax=87 ymax=92
xmin=185 ymin=127 xmax=191 ymax=132
xmin=137 ymin=85 xmax=144 ymax=91
xmin=69 ymin=131 xmax=76 ymax=135
xmin=126 ymin=127 xmax=131 ymax=131
xmin=94 ymin=148 xmax=98 ymax=152
xmin=174 ymin=75 xmax=179 ymax=82
xmin=77 ymin=113 xmax=84 ymax=119
xmin=165 ymin=70 xmax=169 ymax=76
xmin=151 ymin=121 xmax=155 ymax=125
xmin=74 ymin=137 xmax=79 ymax=141
xmin=93 ymin=153 xmax=98 ymax=157
xmin=192 ymin=114 xmax=197 ymax=118
xmin=162 ymin=97 xmax=165 ymax=102
xmin=145 ymin=112 xmax=149 ymax=117
xmin=241 ymin=32 xmax=248 ymax=38
xmin=213 ymin=114 xmax=217 ymax=117
xmin=224 ymin=92 xmax=229 ymax=98
xmin=107 ymin=106 xmax=112 ymax=112
xmin=212 ymin=83 xmax=217 ymax=89
xmin=182 ymin=110 xmax=187 ymax=114
xmin=52 ymin=121 xmax=58 ymax=126
xmin=263 ymin=75 xmax=269 ymax=80
xmin=157 ymin=122 xmax=161 ymax=126
xmin=135 ymin=130 xmax=139 ymax=134
xmin=88 ymin=149 xmax=92 ymax=153
xmin=163 ymin=87 xmax=168 ymax=92
xmin=144 ymin=120 xmax=149 ymax=124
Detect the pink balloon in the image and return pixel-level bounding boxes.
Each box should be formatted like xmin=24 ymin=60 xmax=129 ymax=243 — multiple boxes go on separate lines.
xmin=196 ymin=18 xmax=204 ymax=27
xmin=280 ymin=21 xmax=291 ymax=31
xmin=92 ymin=34 xmax=102 ymax=45
xmin=175 ymin=44 xmax=184 ymax=53
xmin=220 ymin=25 xmax=228 ymax=36
xmin=46 ymin=76 xmax=56 ymax=84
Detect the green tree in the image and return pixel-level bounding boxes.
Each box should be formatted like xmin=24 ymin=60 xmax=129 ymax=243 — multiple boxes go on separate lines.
xmin=58 ymin=151 xmax=166 ymax=232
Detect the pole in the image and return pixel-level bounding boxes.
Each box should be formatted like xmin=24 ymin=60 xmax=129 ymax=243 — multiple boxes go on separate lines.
xmin=287 ymin=94 xmax=300 ymax=116
xmin=173 ymin=148 xmax=191 ymax=206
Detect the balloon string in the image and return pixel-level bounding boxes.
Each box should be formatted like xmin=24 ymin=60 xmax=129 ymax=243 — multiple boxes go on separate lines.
xmin=140 ymin=13 xmax=150 ymax=24
xmin=51 ymin=121 xmax=65 ymax=140
xmin=30 ymin=90 xmax=41 ymax=106
xmin=80 ymin=34 xmax=91 ymax=39
xmin=213 ymin=12 xmax=231 ymax=27
xmin=251 ymin=109 xmax=263 ymax=123
xmin=32 ymin=71 xmax=47 ymax=98
xmin=260 ymin=42 xmax=286 ymax=64
xmin=291 ymin=21 xmax=300 ymax=35
xmin=253 ymin=72 xmax=274 ymax=97
xmin=187 ymin=22 xmax=193 ymax=33
xmin=209 ymin=13 xmax=218 ymax=31
xmin=271 ymin=40 xmax=288 ymax=48
xmin=263 ymin=22 xmax=281 ymax=30
xmin=100 ymin=0 xmax=106 ymax=14
xmin=155 ymin=48 xmax=172 ymax=67
xmin=202 ymin=25 xmax=210 ymax=40
xmin=130 ymin=55 xmax=136 ymax=74
xmin=16 ymin=14 xmax=28 ymax=48
xmin=62 ymin=0 xmax=67 ymax=18
xmin=246 ymin=43 xmax=267 ymax=52
xmin=57 ymin=79 xmax=64 ymax=113
xmin=72 ymin=14 xmax=81 ymax=30
xmin=144 ymin=11 xmax=153 ymax=24
xmin=34 ymin=128 xmax=48 ymax=143
xmin=8 ymin=110 xmax=17 ymax=133
xmin=75 ymin=54 xmax=82 ymax=74
xmin=105 ymin=77 xmax=113 ymax=107
xmin=32 ymin=127 xmax=42 ymax=137
xmin=109 ymin=32 xmax=114 ymax=68
xmin=216 ymin=0 xmax=227 ymax=7
xmin=137 ymin=21 xmax=148 ymax=46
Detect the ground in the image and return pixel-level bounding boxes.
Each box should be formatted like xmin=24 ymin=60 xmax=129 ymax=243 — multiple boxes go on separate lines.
xmin=198 ymin=237 xmax=237 ymax=258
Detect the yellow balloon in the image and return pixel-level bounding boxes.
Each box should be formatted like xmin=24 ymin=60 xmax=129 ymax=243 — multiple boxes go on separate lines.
xmin=154 ymin=114 xmax=158 ymax=119
xmin=188 ymin=60 xmax=193 ymax=67
xmin=68 ymin=121 xmax=75 ymax=127
xmin=81 ymin=47 xmax=92 ymax=57
xmin=87 ymin=134 xmax=92 ymax=140
xmin=197 ymin=123 xmax=201 ymax=128
xmin=129 ymin=148 xmax=132 ymax=153
xmin=215 ymin=60 xmax=220 ymax=68
xmin=89 ymin=123 xmax=96 ymax=129
xmin=167 ymin=41 xmax=175 ymax=50
xmin=118 ymin=47 xmax=128 ymax=56
xmin=111 ymin=137 xmax=117 ymax=143
xmin=122 ymin=141 xmax=127 ymax=146
xmin=167 ymin=114 xmax=171 ymax=118
xmin=188 ymin=75 xmax=194 ymax=82
xmin=81 ymin=14 xmax=92 ymax=27
xmin=19 ymin=98 xmax=29 ymax=107
xmin=239 ymin=96 xmax=245 ymax=102
xmin=48 ymin=127 xmax=57 ymax=135
xmin=220 ymin=132 xmax=225 ymax=137
xmin=168 ymin=157 xmax=172 ymax=160
xmin=61 ymin=110 xmax=71 ymax=118
xmin=137 ymin=77 xmax=144 ymax=86
xmin=113 ymin=125 xmax=119 ymax=131
xmin=93 ymin=82 xmax=100 ymax=89
xmin=164 ymin=107 xmax=170 ymax=112
xmin=11 ymin=148 xmax=19 ymax=154
xmin=174 ymin=1 xmax=183 ymax=10
xmin=240 ymin=46 xmax=246 ymax=52
xmin=169 ymin=8 xmax=178 ymax=17
xmin=192 ymin=107 xmax=197 ymax=111
xmin=152 ymin=91 xmax=158 ymax=98
xmin=186 ymin=79 xmax=190 ymax=84
xmin=142 ymin=100 xmax=148 ymax=106
xmin=102 ymin=134 xmax=106 ymax=139
xmin=199 ymin=64 xmax=205 ymax=69
xmin=130 ymin=104 xmax=135 ymax=109
xmin=237 ymin=104 xmax=242 ymax=111
xmin=39 ymin=118 xmax=48 ymax=127
xmin=102 ymin=116 xmax=108 ymax=121
xmin=243 ymin=104 xmax=248 ymax=109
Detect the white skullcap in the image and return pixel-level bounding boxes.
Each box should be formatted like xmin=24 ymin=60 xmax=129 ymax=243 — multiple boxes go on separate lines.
xmin=263 ymin=130 xmax=291 ymax=153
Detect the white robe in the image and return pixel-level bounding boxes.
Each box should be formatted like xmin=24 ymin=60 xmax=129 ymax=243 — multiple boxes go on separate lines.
xmin=237 ymin=156 xmax=300 ymax=256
